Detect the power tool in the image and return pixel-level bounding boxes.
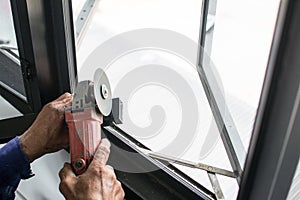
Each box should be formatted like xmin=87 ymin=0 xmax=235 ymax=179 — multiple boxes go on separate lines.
xmin=65 ymin=68 xmax=122 ymax=175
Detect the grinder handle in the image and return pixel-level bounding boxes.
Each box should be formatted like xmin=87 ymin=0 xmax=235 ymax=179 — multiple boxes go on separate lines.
xmin=65 ymin=108 xmax=103 ymax=175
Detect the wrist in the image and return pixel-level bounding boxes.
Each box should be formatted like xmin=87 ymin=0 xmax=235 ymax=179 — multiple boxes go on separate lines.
xmin=19 ymin=131 xmax=45 ymax=162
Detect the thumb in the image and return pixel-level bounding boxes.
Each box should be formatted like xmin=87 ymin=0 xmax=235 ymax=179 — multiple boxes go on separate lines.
xmin=89 ymin=138 xmax=111 ymax=168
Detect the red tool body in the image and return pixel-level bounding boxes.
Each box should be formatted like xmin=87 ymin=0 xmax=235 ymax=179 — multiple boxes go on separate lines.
xmin=65 ymin=107 xmax=103 ymax=175
xmin=65 ymin=69 xmax=122 ymax=175
xmin=65 ymin=79 xmax=105 ymax=175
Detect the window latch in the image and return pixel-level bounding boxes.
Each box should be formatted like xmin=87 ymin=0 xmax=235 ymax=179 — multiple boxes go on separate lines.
xmin=21 ymin=59 xmax=33 ymax=80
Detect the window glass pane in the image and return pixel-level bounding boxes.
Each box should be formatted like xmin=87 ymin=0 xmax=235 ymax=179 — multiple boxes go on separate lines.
xmin=73 ymin=0 xmax=280 ymax=198
xmin=74 ymin=0 xmax=221 ymax=194
xmin=0 ymin=0 xmax=26 ymax=119
xmin=202 ymin=0 xmax=280 ymax=161
xmin=1 ymin=0 xmax=25 ymax=97
xmin=0 ymin=0 xmax=18 ymax=54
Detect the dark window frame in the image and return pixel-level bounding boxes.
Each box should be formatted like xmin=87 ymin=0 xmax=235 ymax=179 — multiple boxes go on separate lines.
xmin=0 ymin=0 xmax=77 ymax=142
xmin=237 ymin=0 xmax=300 ymax=199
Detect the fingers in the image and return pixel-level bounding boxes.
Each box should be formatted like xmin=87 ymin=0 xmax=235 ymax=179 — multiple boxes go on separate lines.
xmin=59 ymin=163 xmax=76 ymax=181
xmin=114 ymin=180 xmax=125 ymax=200
xmin=103 ymin=165 xmax=125 ymax=200
xmin=61 ymin=97 xmax=72 ymax=107
xmin=54 ymin=93 xmax=73 ymax=106
xmin=58 ymin=161 xmax=125 ymax=199
xmin=57 ymin=94 xmax=73 ymax=107
xmin=59 ymin=163 xmax=77 ymax=199
xmin=52 ymin=93 xmax=73 ymax=112
xmin=100 ymin=165 xmax=118 ymax=199
xmin=89 ymin=139 xmax=111 ymax=168
xmin=56 ymin=92 xmax=72 ymax=101
xmin=104 ymin=165 xmax=116 ymax=180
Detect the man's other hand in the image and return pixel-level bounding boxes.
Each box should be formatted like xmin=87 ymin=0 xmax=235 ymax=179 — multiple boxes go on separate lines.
xmin=19 ymin=92 xmax=72 ymax=162
xmin=59 ymin=139 xmax=125 ymax=200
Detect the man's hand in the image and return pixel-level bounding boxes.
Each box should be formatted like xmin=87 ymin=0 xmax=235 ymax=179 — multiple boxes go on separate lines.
xmin=59 ymin=139 xmax=125 ymax=200
xmin=19 ymin=93 xmax=72 ymax=162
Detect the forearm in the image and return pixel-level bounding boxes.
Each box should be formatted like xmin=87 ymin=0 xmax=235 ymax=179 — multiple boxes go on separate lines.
xmin=0 ymin=93 xmax=72 ymax=199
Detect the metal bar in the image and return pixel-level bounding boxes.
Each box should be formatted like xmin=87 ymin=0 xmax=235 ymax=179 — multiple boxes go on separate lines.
xmin=198 ymin=68 xmax=244 ymax=183
xmin=61 ymin=0 xmax=78 ymax=94
xmin=140 ymin=148 xmax=236 ymax=178
xmin=197 ymin=0 xmax=245 ymax=183
xmin=0 ymin=81 xmax=31 ymax=114
xmin=198 ymin=0 xmax=209 ymax=52
xmin=10 ymin=0 xmax=42 ymax=112
xmin=21 ymin=0 xmax=77 ymax=105
xmin=0 ymin=114 xmax=37 ymax=143
xmin=208 ymin=172 xmax=224 ymax=200
xmin=0 ymin=49 xmax=25 ymax=96
xmin=0 ymin=46 xmax=18 ymax=51
xmin=0 ymin=47 xmax=19 ymax=60
xmin=237 ymin=0 xmax=300 ymax=199
xmin=104 ymin=125 xmax=216 ymax=200
xmin=75 ymin=0 xmax=99 ymax=47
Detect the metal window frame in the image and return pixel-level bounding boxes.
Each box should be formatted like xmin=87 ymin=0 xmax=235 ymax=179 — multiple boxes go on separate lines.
xmin=75 ymin=0 xmax=100 ymax=48
xmin=0 ymin=0 xmax=77 ymax=142
xmin=237 ymin=0 xmax=300 ymax=199
xmin=19 ymin=0 xmax=77 ymax=104
xmin=197 ymin=0 xmax=244 ymax=183
xmin=9 ymin=0 xmax=42 ymax=113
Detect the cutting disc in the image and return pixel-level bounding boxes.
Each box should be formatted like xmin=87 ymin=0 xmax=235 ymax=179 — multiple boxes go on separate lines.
xmin=94 ymin=68 xmax=112 ymax=116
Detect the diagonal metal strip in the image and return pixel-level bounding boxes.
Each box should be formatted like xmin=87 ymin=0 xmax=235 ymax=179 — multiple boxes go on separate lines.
xmin=140 ymin=148 xmax=237 ymax=178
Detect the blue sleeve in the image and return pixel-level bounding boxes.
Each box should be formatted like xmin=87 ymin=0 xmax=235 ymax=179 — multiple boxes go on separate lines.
xmin=0 ymin=137 xmax=34 ymax=200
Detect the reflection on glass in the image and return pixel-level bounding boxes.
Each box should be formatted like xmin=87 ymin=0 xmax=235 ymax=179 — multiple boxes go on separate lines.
xmin=202 ymin=0 xmax=280 ymax=160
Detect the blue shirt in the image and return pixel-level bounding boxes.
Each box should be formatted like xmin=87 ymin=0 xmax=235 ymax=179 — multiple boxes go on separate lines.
xmin=0 ymin=137 xmax=34 ymax=200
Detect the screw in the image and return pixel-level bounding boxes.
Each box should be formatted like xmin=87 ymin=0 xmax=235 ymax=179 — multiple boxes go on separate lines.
xmin=75 ymin=160 xmax=83 ymax=169
xmin=101 ymin=84 xmax=109 ymax=99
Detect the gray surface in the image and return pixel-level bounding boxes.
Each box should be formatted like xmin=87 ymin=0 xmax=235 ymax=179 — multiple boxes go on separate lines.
xmin=17 ymin=150 xmax=69 ymax=200
xmin=0 ymin=95 xmax=22 ymax=120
